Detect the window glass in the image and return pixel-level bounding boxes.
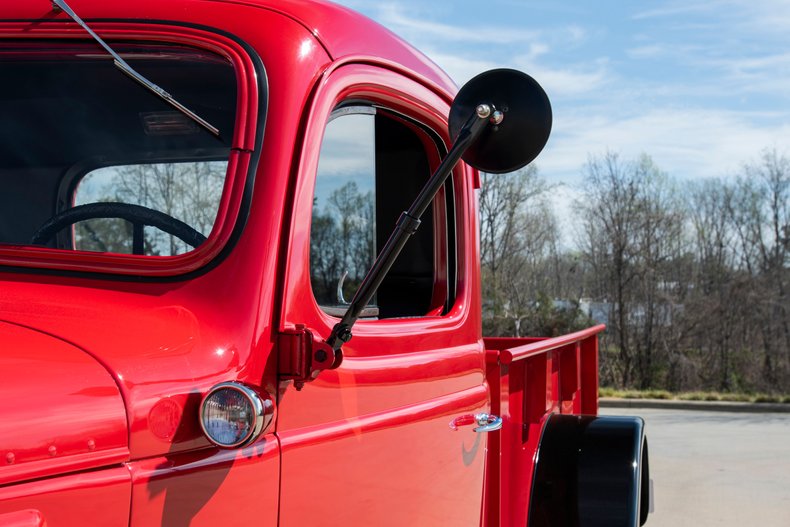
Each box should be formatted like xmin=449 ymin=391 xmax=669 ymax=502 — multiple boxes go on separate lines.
xmin=74 ymin=161 xmax=228 ymax=255
xmin=0 ymin=42 xmax=237 ymax=257
xmin=310 ymin=107 xmax=449 ymax=319
xmin=310 ymin=112 xmax=376 ymax=311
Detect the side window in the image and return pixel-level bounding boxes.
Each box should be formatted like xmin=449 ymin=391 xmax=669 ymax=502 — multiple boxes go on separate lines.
xmin=310 ymin=106 xmax=453 ymax=319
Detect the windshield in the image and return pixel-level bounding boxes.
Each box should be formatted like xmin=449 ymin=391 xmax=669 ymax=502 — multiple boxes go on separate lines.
xmin=0 ymin=41 xmax=237 ymax=257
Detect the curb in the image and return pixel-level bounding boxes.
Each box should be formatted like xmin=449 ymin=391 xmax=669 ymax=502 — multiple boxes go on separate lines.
xmin=599 ymin=397 xmax=790 ymax=413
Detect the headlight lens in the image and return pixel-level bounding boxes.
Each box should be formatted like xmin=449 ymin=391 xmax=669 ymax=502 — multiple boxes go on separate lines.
xmin=200 ymin=383 xmax=270 ymax=448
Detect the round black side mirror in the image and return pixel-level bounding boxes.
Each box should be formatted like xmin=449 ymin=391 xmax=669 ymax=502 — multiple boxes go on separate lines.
xmin=449 ymin=69 xmax=552 ymax=174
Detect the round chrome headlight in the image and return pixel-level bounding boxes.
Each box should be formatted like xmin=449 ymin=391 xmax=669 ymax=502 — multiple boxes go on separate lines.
xmin=199 ymin=382 xmax=272 ymax=448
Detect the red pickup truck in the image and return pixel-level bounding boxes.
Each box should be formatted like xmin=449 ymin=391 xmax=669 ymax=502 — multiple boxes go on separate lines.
xmin=0 ymin=1 xmax=649 ymax=525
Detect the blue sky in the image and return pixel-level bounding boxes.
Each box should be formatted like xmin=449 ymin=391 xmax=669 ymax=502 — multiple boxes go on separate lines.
xmin=335 ymin=0 xmax=790 ymax=188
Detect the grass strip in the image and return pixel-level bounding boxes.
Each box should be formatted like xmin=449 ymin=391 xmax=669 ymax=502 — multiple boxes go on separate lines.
xmin=599 ymin=387 xmax=790 ymax=404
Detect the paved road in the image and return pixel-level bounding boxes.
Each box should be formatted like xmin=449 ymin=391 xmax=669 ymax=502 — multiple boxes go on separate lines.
xmin=604 ymin=407 xmax=790 ymax=526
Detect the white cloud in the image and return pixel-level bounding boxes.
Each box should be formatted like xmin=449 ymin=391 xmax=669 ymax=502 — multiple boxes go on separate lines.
xmin=334 ymin=1 xmax=612 ymax=97
xmin=419 ymin=49 xmax=499 ymax=86
xmin=566 ymin=25 xmax=588 ymax=44
xmin=416 ymin=45 xmax=610 ymax=97
xmin=713 ymin=53 xmax=790 ymax=93
xmin=632 ymin=2 xmax=716 ymax=20
xmin=626 ymin=45 xmax=665 ymax=59
xmin=515 ymin=60 xmax=610 ymax=99
xmin=539 ymin=107 xmax=790 ymax=183
xmin=720 ymin=0 xmax=790 ymax=34
xmin=376 ymin=3 xmax=540 ymax=45
xmin=634 ymin=0 xmax=790 ymax=35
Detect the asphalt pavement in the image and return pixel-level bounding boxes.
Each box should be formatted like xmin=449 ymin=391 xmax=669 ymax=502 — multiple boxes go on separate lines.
xmin=603 ymin=406 xmax=790 ymax=526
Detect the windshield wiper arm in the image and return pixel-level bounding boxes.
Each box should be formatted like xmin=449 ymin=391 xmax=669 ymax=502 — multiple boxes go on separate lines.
xmin=52 ymin=0 xmax=220 ymax=137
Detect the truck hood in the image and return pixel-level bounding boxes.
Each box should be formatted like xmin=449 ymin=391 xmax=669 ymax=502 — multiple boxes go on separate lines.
xmin=0 ymin=320 xmax=129 ymax=486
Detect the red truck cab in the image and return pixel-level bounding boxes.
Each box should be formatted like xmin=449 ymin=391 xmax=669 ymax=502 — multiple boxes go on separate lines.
xmin=0 ymin=1 xmax=649 ymax=525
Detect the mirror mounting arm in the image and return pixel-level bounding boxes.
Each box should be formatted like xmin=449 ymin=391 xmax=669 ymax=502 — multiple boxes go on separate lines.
xmin=320 ymin=69 xmax=552 ymax=373
xmin=324 ymin=106 xmax=494 ymax=359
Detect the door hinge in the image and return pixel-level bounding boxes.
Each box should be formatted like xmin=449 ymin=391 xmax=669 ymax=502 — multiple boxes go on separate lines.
xmin=278 ymin=325 xmax=339 ymax=390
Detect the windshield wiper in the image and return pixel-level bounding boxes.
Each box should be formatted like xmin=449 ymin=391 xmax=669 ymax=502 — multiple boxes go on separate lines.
xmin=52 ymin=0 xmax=221 ymax=137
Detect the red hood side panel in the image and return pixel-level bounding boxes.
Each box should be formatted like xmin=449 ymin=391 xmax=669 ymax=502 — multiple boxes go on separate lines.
xmin=0 ymin=321 xmax=128 ymax=486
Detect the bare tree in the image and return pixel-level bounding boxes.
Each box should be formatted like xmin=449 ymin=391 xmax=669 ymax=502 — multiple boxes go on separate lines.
xmin=577 ymin=152 xmax=643 ymax=386
xmin=726 ymin=150 xmax=790 ymax=387
xmin=577 ymin=152 xmax=686 ymax=388
xmin=479 ymin=167 xmax=591 ymax=337
xmin=684 ymin=179 xmax=741 ymax=390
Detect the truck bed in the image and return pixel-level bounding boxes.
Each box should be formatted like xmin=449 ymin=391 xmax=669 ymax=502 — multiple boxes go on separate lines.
xmin=483 ymin=324 xmax=605 ymax=526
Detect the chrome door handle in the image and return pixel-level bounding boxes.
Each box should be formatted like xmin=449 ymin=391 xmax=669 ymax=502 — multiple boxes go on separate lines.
xmin=449 ymin=413 xmax=503 ymax=433
xmin=473 ymin=413 xmax=503 ymax=432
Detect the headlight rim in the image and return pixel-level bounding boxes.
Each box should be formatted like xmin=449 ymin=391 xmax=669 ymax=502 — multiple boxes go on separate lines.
xmin=199 ymin=381 xmax=268 ymax=449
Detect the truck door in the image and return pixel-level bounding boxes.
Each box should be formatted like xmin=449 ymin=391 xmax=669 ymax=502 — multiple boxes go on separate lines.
xmin=276 ymin=64 xmax=489 ymax=526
